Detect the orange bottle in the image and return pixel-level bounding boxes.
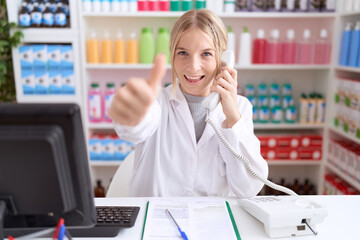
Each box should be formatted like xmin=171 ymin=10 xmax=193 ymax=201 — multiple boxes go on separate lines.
xmin=114 ymin=30 xmax=125 ymax=64
xmin=87 ymin=29 xmax=100 ymax=63
xmin=127 ymin=31 xmax=139 ymax=64
xmin=101 ymin=30 xmax=113 ymax=64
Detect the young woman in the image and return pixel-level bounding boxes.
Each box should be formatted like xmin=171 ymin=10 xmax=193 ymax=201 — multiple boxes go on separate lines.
xmin=108 ymin=9 xmax=268 ymax=197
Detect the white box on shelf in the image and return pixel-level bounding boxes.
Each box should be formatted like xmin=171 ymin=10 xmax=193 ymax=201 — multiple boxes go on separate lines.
xmin=21 ymin=71 xmax=35 ymax=94
xmin=34 ymin=70 xmax=49 ymax=94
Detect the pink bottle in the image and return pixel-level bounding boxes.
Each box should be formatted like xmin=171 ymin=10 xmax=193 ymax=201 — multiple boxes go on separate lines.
xmin=88 ymin=83 xmax=104 ymax=122
xmin=282 ymin=29 xmax=297 ymax=64
xmin=297 ymin=29 xmax=313 ymax=64
xmin=314 ymin=29 xmax=331 ymax=64
xmin=137 ymin=0 xmax=148 ymax=11
xmin=104 ymin=83 xmax=116 ymax=122
xmin=267 ymin=29 xmax=282 ymax=64
xmin=148 ymin=0 xmax=159 ymax=11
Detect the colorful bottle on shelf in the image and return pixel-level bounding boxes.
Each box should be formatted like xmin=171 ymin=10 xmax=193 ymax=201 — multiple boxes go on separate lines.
xmin=114 ymin=30 xmax=126 ymax=64
xmin=181 ymin=0 xmax=192 ymax=11
xmin=101 ymin=30 xmax=113 ymax=64
xmin=88 ymin=83 xmax=103 ymax=122
xmin=195 ymin=0 xmax=206 ymax=9
xmin=19 ymin=2 xmax=31 ymax=27
xmin=339 ymin=22 xmax=352 ymax=66
xmin=140 ymin=27 xmax=155 ymax=64
xmin=159 ymin=0 xmax=170 ymax=11
xmin=282 ymin=29 xmax=297 ymax=64
xmin=127 ymin=31 xmax=139 ymax=64
xmin=349 ymin=22 xmax=360 ymax=67
xmin=148 ymin=0 xmax=159 ymax=11
xmin=87 ymin=29 xmax=100 ymax=63
xmin=54 ymin=2 xmax=67 ymax=28
xmin=297 ymin=29 xmax=313 ymax=64
xmin=252 ymin=29 xmax=267 ymax=64
xmin=267 ymin=29 xmax=282 ymax=64
xmin=227 ymin=26 xmax=236 ymax=55
xmin=104 ymin=83 xmax=116 ymax=122
xmin=156 ymin=27 xmax=170 ymax=63
xmin=170 ymin=0 xmax=180 ymax=11
xmin=238 ymin=26 xmax=251 ymax=65
xmin=314 ymin=29 xmax=331 ymax=65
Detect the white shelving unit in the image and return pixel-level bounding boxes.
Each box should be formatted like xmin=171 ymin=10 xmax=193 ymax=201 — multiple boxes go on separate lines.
xmin=7 ymin=0 xmax=83 ymax=107
xmin=77 ymin=8 xmax=337 ymax=193
xmin=323 ymin=3 xmax=360 ymax=193
xmin=9 ymin=0 xmax=357 ymax=195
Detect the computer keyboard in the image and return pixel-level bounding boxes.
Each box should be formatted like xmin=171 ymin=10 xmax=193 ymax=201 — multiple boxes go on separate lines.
xmin=69 ymin=206 xmax=140 ymax=237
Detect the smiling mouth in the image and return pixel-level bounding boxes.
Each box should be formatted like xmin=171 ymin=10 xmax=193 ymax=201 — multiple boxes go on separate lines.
xmin=184 ymin=75 xmax=205 ymax=82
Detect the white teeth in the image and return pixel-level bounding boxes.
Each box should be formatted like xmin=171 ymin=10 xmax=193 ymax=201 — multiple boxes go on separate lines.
xmin=185 ymin=75 xmax=203 ymax=80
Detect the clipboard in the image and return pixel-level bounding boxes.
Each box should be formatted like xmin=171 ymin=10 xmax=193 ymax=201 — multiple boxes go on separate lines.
xmin=141 ymin=199 xmax=241 ymax=240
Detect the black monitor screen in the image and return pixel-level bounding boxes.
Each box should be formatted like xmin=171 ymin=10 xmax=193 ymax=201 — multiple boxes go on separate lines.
xmin=0 ymin=103 xmax=96 ymax=238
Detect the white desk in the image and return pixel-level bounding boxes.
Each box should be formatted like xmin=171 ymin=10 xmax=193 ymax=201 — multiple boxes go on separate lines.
xmin=92 ymin=195 xmax=360 ymax=240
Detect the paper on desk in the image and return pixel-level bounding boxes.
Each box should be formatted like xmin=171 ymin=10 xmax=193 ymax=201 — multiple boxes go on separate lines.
xmin=142 ymin=199 xmax=239 ymax=240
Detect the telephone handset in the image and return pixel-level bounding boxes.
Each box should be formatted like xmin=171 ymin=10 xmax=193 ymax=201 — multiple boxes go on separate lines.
xmin=201 ymin=50 xmax=235 ymax=111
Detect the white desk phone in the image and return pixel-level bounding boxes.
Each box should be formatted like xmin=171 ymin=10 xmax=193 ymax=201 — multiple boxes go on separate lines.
xmin=201 ymin=50 xmax=328 ymax=238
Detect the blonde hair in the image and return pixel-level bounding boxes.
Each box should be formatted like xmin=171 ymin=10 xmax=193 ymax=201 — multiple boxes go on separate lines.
xmin=170 ymin=9 xmax=228 ymax=95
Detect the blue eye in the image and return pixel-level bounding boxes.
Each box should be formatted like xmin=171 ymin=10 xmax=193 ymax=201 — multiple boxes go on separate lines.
xmin=203 ymin=52 xmax=212 ymax=57
xmin=177 ymin=51 xmax=187 ymax=56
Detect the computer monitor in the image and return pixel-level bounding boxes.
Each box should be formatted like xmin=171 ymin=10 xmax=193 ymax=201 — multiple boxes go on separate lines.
xmin=0 ymin=103 xmax=96 ymax=238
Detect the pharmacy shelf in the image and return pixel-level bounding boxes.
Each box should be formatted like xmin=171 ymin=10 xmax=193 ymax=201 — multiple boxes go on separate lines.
xmin=340 ymin=11 xmax=360 ymax=17
xmin=329 ymin=126 xmax=360 ymax=145
xmin=16 ymin=95 xmax=82 ymax=104
xmin=326 ymin=162 xmax=360 ymax=192
xmin=85 ymin=63 xmax=331 ymax=70
xmin=81 ymin=12 xmax=335 ymax=19
xmin=335 ymin=66 xmax=360 ymax=73
xmin=254 ymin=123 xmax=325 ymax=130
xmin=90 ymin=161 xmax=122 ymax=167
xmin=12 ymin=28 xmax=79 ymax=43
xmin=88 ymin=122 xmax=114 ymax=129
xmin=86 ymin=63 xmax=172 ymax=69
xmin=267 ymin=160 xmax=322 ymax=166
xmin=236 ymin=64 xmax=331 ymax=70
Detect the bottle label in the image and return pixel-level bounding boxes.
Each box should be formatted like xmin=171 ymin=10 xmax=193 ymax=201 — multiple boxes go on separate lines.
xmin=89 ymin=94 xmax=102 ymax=120
xmin=43 ymin=13 xmax=54 ymax=26
xmin=19 ymin=14 xmax=31 ymax=27
xmin=55 ymin=13 xmax=67 ymax=26
xmin=31 ymin=12 xmax=42 ymax=25
xmin=105 ymin=93 xmax=115 ymax=120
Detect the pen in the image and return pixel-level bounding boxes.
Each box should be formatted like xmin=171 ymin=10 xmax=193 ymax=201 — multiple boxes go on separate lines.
xmin=165 ymin=208 xmax=188 ymax=240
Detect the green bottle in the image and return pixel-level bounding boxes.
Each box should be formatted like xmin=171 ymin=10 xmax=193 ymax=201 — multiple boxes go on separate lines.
xmin=170 ymin=0 xmax=180 ymax=11
xmin=195 ymin=0 xmax=206 ymax=9
xmin=156 ymin=27 xmax=170 ymax=63
xmin=140 ymin=27 xmax=155 ymax=64
xmin=182 ymin=0 xmax=192 ymax=11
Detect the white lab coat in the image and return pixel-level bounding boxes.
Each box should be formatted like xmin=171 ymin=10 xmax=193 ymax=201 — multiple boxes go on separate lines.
xmin=113 ymin=81 xmax=268 ymax=198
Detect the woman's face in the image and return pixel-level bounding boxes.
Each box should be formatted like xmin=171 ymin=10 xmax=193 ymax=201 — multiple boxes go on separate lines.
xmin=173 ymin=27 xmax=217 ymax=97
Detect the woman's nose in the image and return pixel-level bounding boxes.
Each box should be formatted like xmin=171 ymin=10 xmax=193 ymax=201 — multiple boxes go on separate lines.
xmin=187 ymin=56 xmax=201 ymax=72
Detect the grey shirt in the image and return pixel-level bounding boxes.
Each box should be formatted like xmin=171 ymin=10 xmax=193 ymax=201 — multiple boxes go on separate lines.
xmin=182 ymin=91 xmax=207 ymax=143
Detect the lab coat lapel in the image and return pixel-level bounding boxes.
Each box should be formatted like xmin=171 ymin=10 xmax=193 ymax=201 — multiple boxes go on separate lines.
xmin=170 ymin=82 xmax=197 ymax=146
xmin=197 ymin=104 xmax=223 ymax=149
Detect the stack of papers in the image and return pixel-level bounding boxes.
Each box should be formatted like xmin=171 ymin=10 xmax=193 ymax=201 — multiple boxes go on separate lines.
xmin=141 ymin=199 xmax=241 ymax=240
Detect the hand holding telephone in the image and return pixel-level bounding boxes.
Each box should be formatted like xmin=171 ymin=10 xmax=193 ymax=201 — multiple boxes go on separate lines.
xmin=201 ymin=50 xmax=235 ymax=111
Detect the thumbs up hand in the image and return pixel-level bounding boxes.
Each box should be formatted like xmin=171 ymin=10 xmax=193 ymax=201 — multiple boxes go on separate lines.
xmin=108 ymin=54 xmax=167 ymax=126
